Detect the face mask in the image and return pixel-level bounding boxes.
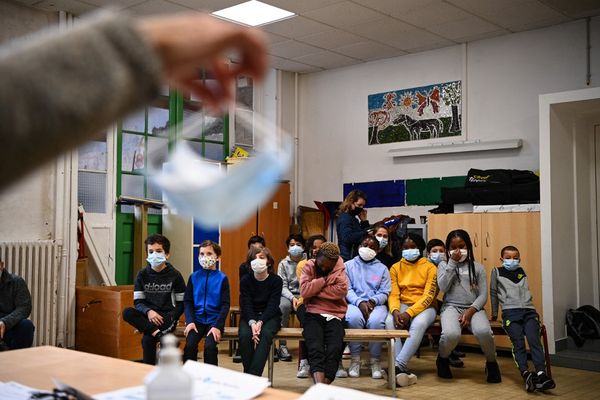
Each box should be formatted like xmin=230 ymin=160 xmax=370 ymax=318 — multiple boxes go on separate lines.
xmin=147 ymin=252 xmax=166 ymax=270
xmin=351 ymin=207 xmax=364 ymax=216
xmin=199 ymin=255 xmax=217 ymax=270
xmin=452 ymin=249 xmax=468 ymax=262
xmin=502 ymin=259 xmax=520 ymax=271
xmin=251 ymin=258 xmax=268 ymax=274
xmin=429 ymin=252 xmax=444 ymax=265
xmin=358 ymin=247 xmax=377 ymax=262
xmin=375 ymin=236 xmax=388 ymax=249
xmin=148 ymin=111 xmax=291 ymax=229
xmin=402 ymin=248 xmax=421 ymax=262
xmin=288 ymin=245 xmax=304 ymax=258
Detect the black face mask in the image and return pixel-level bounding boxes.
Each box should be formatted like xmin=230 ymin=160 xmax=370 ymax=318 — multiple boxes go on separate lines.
xmin=351 ymin=207 xmax=364 ymax=216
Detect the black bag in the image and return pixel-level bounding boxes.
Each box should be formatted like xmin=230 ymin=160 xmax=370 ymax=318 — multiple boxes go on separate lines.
xmin=465 ymin=169 xmax=512 ymax=187
xmin=566 ymin=305 xmax=600 ymax=347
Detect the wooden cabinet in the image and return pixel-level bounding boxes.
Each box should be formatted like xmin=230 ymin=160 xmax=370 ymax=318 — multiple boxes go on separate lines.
xmin=428 ymin=212 xmax=542 ymax=349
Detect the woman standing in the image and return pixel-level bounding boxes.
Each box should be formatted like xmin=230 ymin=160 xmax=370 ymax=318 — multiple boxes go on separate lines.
xmin=336 ymin=190 xmax=370 ymax=261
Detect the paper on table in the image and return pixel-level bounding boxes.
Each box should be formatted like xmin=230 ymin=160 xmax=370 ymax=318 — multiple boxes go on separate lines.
xmin=0 ymin=381 xmax=40 ymax=400
xmin=298 ymin=383 xmax=397 ymax=400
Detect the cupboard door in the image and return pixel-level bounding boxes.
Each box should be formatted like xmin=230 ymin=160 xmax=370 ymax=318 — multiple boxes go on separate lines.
xmin=428 ymin=213 xmax=483 ymax=260
xmin=258 ymin=182 xmax=291 ymax=271
xmin=220 ymin=213 xmax=258 ymax=306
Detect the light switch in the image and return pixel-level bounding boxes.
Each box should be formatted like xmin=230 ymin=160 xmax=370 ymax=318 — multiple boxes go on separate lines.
xmin=273 ymin=202 xmax=279 ymax=209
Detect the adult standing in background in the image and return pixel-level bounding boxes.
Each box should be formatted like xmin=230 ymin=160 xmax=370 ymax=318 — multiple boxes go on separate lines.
xmin=0 ymin=258 xmax=34 ymax=350
xmin=336 ymin=190 xmax=370 ymax=261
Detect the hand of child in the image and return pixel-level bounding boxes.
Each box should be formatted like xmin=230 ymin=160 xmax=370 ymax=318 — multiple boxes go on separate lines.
xmin=459 ymin=307 xmax=476 ymax=328
xmin=147 ymin=310 xmax=164 ymax=326
xmin=183 ymin=322 xmax=198 ymax=337
xmin=450 ymin=249 xmax=462 ymax=262
xmin=398 ymin=312 xmax=412 ymax=329
xmin=292 ymin=297 xmax=300 ymax=311
xmin=392 ymin=310 xmax=402 ymax=329
xmin=359 ymin=301 xmax=371 ymax=320
xmin=0 ymin=321 xmax=5 ymax=339
xmin=207 ymin=327 xmax=221 ymax=343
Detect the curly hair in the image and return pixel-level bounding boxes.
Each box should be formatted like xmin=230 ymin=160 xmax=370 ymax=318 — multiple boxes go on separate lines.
xmin=317 ymin=242 xmax=340 ymax=260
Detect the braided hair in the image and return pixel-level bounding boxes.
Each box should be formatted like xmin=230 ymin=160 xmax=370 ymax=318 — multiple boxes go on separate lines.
xmin=445 ymin=229 xmax=478 ymax=289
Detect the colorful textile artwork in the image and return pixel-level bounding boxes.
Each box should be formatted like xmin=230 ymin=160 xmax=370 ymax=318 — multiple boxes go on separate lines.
xmin=368 ymin=80 xmax=462 ymax=145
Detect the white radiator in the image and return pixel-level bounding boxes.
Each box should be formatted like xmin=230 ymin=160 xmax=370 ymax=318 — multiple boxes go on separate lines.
xmin=0 ymin=241 xmax=65 ymax=346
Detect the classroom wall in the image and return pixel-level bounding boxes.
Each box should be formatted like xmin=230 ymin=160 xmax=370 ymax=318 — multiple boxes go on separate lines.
xmin=297 ymin=17 xmax=600 ymax=208
xmin=0 ymin=1 xmax=58 ymax=241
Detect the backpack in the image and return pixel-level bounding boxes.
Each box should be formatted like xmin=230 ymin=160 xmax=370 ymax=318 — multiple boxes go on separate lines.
xmin=566 ymin=305 xmax=600 ymax=347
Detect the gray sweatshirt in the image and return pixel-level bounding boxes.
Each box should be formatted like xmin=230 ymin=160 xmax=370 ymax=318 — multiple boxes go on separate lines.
xmin=437 ymin=258 xmax=487 ymax=312
xmin=0 ymin=10 xmax=161 ymax=189
xmin=0 ymin=270 xmax=32 ymax=330
xmin=490 ymin=266 xmax=535 ymax=319
xmin=277 ymin=255 xmax=306 ymax=301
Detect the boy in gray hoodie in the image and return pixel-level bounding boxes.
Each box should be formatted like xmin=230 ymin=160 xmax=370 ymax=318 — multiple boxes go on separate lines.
xmin=491 ymin=245 xmax=556 ymax=392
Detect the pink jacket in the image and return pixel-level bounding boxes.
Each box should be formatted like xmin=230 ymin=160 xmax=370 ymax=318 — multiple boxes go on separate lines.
xmin=300 ymin=257 xmax=348 ymax=319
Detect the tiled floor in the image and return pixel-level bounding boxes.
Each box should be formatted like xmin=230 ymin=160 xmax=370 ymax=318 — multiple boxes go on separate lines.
xmin=216 ymin=343 xmax=600 ymax=399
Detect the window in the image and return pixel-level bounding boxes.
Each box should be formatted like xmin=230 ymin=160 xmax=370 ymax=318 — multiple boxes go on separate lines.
xmin=78 ymin=133 xmax=108 ymax=213
xmin=234 ymin=75 xmax=254 ymax=148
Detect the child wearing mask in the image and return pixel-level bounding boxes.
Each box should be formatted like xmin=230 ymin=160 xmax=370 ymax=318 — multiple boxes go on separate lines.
xmin=344 ymin=236 xmax=391 ymax=379
xmin=491 ymin=245 xmax=555 ymax=392
xmin=239 ymin=247 xmax=283 ymax=376
xmin=122 ymin=234 xmax=186 ymax=365
xmin=277 ymin=234 xmax=307 ymax=361
xmin=437 ymin=229 xmax=501 ymax=383
xmin=182 ymin=240 xmax=230 ymax=365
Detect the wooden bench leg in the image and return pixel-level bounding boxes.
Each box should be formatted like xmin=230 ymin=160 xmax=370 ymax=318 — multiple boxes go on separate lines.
xmin=388 ymin=338 xmax=396 ymax=396
xmin=541 ymin=325 xmax=552 ymax=379
xmin=268 ymin=341 xmax=274 ymax=386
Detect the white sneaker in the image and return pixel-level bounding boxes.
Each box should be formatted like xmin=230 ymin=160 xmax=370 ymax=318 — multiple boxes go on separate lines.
xmin=348 ymin=359 xmax=361 ymax=378
xmin=296 ymin=359 xmax=310 ymax=378
xmin=342 ymin=345 xmax=351 ymax=359
xmin=396 ymin=371 xmax=418 ymax=387
xmin=370 ymin=359 xmax=383 ymax=379
xmin=335 ymin=361 xmax=348 ymax=378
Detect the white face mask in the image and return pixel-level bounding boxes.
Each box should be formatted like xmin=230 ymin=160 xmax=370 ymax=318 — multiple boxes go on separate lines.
xmin=358 ymin=247 xmax=377 ymax=262
xmin=452 ymin=249 xmax=468 ymax=262
xmin=199 ymin=255 xmax=217 ymax=270
xmin=148 ymin=111 xmax=291 ymax=229
xmin=147 ymin=252 xmax=166 ymax=270
xmin=251 ymin=258 xmax=268 ymax=274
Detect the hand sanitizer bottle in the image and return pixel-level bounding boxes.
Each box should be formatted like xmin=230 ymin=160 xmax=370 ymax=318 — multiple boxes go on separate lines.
xmin=145 ymin=334 xmax=192 ymax=400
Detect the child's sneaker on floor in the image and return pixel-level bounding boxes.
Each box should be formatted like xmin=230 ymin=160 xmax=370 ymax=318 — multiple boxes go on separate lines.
xmin=335 ymin=361 xmax=348 ymax=378
xmin=348 ymin=358 xmax=361 ymax=378
xmin=370 ymin=358 xmax=383 ymax=379
xmin=296 ymin=359 xmax=310 ymax=378
xmin=395 ymin=366 xmax=418 ymax=387
xmin=278 ymin=344 xmax=292 ymax=361
xmin=342 ymin=345 xmax=351 ymax=359
xmin=535 ymin=371 xmax=556 ymax=391
xmin=485 ymin=361 xmax=502 ymax=383
xmin=449 ymin=353 xmax=464 ymax=368
xmin=522 ymin=370 xmax=536 ymax=392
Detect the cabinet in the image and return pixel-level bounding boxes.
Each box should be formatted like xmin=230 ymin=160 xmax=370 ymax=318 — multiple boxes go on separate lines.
xmin=428 ymin=212 xmax=541 ymax=349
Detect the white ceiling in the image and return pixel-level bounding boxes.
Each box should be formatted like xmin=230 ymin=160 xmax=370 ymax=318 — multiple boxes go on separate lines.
xmin=13 ymin=0 xmax=600 ymax=73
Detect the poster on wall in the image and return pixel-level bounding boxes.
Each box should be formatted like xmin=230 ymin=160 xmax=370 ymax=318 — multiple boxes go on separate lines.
xmin=368 ymin=80 xmax=462 ymax=145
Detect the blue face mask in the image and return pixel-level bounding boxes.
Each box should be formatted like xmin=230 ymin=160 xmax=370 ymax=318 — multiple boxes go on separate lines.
xmin=147 ymin=252 xmax=166 ymax=269
xmin=429 ymin=252 xmax=444 ymax=265
xmin=402 ymin=248 xmax=420 ymax=262
xmin=289 ymin=245 xmax=304 ymax=257
xmin=502 ymin=259 xmax=520 ymax=271
xmin=375 ymin=236 xmax=388 ymax=249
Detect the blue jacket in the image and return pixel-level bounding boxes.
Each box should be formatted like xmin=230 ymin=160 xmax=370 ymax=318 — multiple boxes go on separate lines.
xmin=345 ymin=256 xmax=391 ymax=306
xmin=336 ymin=212 xmax=370 ymax=261
xmin=183 ymin=268 xmax=230 ymax=331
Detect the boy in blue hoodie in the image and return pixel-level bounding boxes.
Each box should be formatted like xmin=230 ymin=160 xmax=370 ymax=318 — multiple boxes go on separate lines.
xmin=344 ymin=236 xmax=391 ymax=379
xmin=183 ymin=240 xmax=230 ymax=365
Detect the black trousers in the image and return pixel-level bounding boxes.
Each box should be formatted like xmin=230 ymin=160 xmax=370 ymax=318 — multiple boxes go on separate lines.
xmin=303 ymin=312 xmax=345 ymax=382
xmin=503 ymin=308 xmax=546 ymax=373
xmin=296 ymin=304 xmax=308 ymax=360
xmin=183 ymin=323 xmax=219 ymax=365
xmin=3 ymin=319 xmax=35 ymax=350
xmin=239 ymin=317 xmax=281 ymax=376
xmin=122 ymin=307 xmax=176 ymax=365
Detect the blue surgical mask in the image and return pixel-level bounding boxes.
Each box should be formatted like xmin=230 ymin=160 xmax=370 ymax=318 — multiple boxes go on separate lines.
xmin=502 ymin=259 xmax=520 ymax=271
xmin=429 ymin=252 xmax=444 ymax=265
xmin=375 ymin=236 xmax=388 ymax=249
xmin=402 ymin=248 xmax=420 ymax=262
xmin=289 ymin=245 xmax=304 ymax=257
xmin=147 ymin=252 xmax=166 ymax=269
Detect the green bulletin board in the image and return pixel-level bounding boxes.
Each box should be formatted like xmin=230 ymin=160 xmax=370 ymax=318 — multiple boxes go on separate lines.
xmin=406 ymin=176 xmax=466 ymax=206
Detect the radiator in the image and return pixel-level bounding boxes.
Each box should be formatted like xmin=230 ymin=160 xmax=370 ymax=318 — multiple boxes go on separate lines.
xmin=0 ymin=241 xmax=64 ymax=346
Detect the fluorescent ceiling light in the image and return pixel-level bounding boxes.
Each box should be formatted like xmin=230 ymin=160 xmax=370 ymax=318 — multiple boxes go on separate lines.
xmin=212 ymin=1 xmax=295 ymax=27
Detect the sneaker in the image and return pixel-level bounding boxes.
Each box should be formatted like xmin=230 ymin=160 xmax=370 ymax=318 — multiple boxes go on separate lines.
xmin=278 ymin=345 xmax=292 ymax=362
xmin=297 ymin=359 xmax=310 ymax=378
xmin=342 ymin=345 xmax=351 ymax=359
xmin=395 ymin=368 xmax=418 ymax=387
xmin=535 ymin=371 xmax=556 ymax=391
xmin=335 ymin=361 xmax=348 ymax=378
xmin=370 ymin=359 xmax=383 ymax=379
xmin=232 ymin=348 xmax=242 ymax=363
xmin=452 ymin=350 xmax=466 ymax=358
xmin=449 ymin=353 xmax=464 ymax=368
xmin=522 ymin=371 xmax=536 ymax=392
xmin=348 ymin=359 xmax=361 ymax=378
xmin=485 ymin=361 xmax=502 ymax=383
xmin=436 ymin=355 xmax=453 ymax=379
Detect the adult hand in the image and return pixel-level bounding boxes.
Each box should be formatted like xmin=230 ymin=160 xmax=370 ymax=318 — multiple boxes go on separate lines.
xmin=459 ymin=307 xmax=476 ymax=328
xmin=292 ymin=297 xmax=300 ymax=311
xmin=0 ymin=321 xmax=5 ymax=339
xmin=136 ymin=14 xmax=268 ymax=112
xmin=207 ymin=327 xmax=221 ymax=343
xmin=359 ymin=301 xmax=371 ymax=320
xmin=183 ymin=322 xmax=198 ymax=337
xmin=358 ymin=209 xmax=368 ymax=221
xmin=147 ymin=310 xmax=164 ymax=326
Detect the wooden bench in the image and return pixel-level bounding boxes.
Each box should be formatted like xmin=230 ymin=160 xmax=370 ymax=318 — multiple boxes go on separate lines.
xmin=175 ymin=326 xmax=409 ymax=395
xmin=423 ymin=320 xmax=553 ymax=378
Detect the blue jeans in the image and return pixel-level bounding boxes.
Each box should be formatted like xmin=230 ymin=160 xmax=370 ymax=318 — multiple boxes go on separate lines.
xmin=4 ymin=319 xmax=35 ymax=349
